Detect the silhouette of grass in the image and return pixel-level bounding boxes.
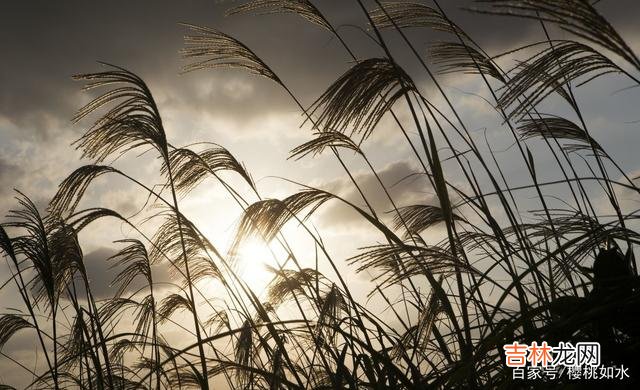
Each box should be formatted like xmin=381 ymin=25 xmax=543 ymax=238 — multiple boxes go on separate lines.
xmin=1 ymin=1 xmax=640 ymax=388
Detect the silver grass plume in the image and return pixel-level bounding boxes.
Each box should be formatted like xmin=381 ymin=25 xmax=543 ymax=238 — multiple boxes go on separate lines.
xmin=231 ymin=189 xmax=333 ymax=255
xmin=180 ymin=23 xmax=281 ymax=85
xmin=166 ymin=145 xmax=254 ymax=195
xmin=309 ymin=58 xmax=416 ymax=140
xmin=150 ymin=212 xmax=221 ymax=286
xmin=289 ymin=130 xmax=362 ymax=160
xmin=315 ymin=284 xmax=346 ymax=347
xmin=498 ymin=41 xmax=624 ymax=119
xmin=516 ymin=115 xmax=604 ymax=156
xmin=5 ymin=193 xmax=72 ymax=311
xmin=227 ymin=0 xmax=332 ymax=32
xmin=0 ymin=315 xmax=33 ymax=351
xmin=393 ymin=204 xmax=465 ymax=238
xmin=158 ymin=293 xmax=194 ymax=322
xmin=370 ymin=1 xmax=469 ymax=39
xmin=265 ymin=267 xmax=323 ymax=307
xmin=476 ymin=0 xmax=640 ymax=70
xmin=48 ymin=165 xmax=117 ymax=218
xmin=429 ymin=42 xmax=505 ymax=83
xmin=108 ymin=239 xmax=152 ymax=298
xmin=73 ymin=64 xmax=169 ymax=163
xmin=234 ymin=319 xmax=255 ymax=386
xmin=349 ymin=242 xmax=475 ymax=289
xmin=66 ymin=207 xmax=126 ymax=233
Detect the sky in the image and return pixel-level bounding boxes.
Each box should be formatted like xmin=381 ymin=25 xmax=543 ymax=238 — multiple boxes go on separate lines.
xmin=2 ymin=0 xmax=640 ymax=387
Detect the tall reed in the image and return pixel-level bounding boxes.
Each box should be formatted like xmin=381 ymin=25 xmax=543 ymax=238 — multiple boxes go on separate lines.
xmin=1 ymin=1 xmax=639 ymax=388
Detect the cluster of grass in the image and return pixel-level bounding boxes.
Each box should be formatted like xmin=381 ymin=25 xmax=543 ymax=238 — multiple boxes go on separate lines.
xmin=1 ymin=0 xmax=640 ymax=388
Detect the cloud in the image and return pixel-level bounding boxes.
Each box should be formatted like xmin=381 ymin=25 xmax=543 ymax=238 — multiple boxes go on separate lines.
xmin=0 ymin=155 xmax=53 ymax=220
xmin=0 ymin=157 xmax=25 ymax=196
xmin=317 ymin=160 xmax=436 ymax=228
xmin=3 ymin=0 xmax=610 ymax=145
xmin=79 ymin=247 xmax=173 ymax=300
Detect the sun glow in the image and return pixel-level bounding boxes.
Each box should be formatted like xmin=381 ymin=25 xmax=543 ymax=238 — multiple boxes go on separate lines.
xmin=234 ymin=238 xmax=276 ymax=294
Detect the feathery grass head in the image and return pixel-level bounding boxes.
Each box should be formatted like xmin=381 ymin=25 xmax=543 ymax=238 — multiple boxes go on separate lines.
xmin=265 ymin=267 xmax=323 ymax=306
xmin=231 ymin=189 xmax=333 ymax=255
xmin=158 ymin=293 xmax=193 ymax=322
xmin=5 ymin=192 xmax=69 ymax=311
xmin=310 ymin=58 xmax=416 ymax=140
xmin=180 ymin=23 xmax=281 ymax=85
xmin=47 ymin=219 xmax=86 ymax=284
xmin=0 ymin=226 xmax=16 ymax=262
xmin=290 ymin=130 xmax=362 ymax=160
xmin=66 ymin=207 xmax=126 ymax=232
xmin=516 ymin=115 xmax=603 ymax=155
xmin=234 ymin=319 xmax=255 ymax=386
xmin=371 ymin=1 xmax=468 ymax=39
xmin=150 ymin=211 xmax=221 ymax=285
xmin=49 ymin=165 xmax=117 ymax=218
xmin=73 ymin=64 xmax=169 ymax=162
xmin=394 ymin=204 xmax=465 ymax=238
xmin=349 ymin=242 xmax=473 ymax=288
xmin=476 ymin=0 xmax=640 ymax=69
xmin=108 ymin=239 xmax=152 ymax=297
xmin=429 ymin=42 xmax=505 ymax=82
xmin=0 ymin=315 xmax=33 ymax=351
xmin=498 ymin=41 xmax=623 ymax=119
xmin=166 ymin=145 xmax=254 ymax=195
xmin=227 ymin=0 xmax=332 ymax=32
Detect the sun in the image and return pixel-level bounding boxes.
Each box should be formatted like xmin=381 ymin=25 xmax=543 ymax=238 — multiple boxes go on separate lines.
xmin=234 ymin=238 xmax=275 ymax=294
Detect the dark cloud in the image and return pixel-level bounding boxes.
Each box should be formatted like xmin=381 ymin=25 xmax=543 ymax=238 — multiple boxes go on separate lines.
xmin=0 ymin=152 xmax=70 ymax=221
xmin=319 ymin=160 xmax=436 ymax=227
xmin=80 ymin=247 xmax=172 ymax=300
xmin=0 ymin=158 xmax=51 ymax=221
xmin=1 ymin=1 xmax=191 ymax=134
xmin=0 ymin=157 xmax=24 ymax=196
xmin=0 ymin=0 xmax=341 ymax=139
xmin=4 ymin=0 xmax=636 ymax=140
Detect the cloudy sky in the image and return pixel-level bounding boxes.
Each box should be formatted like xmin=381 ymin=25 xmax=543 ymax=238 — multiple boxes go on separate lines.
xmin=2 ymin=0 xmax=640 ymax=387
